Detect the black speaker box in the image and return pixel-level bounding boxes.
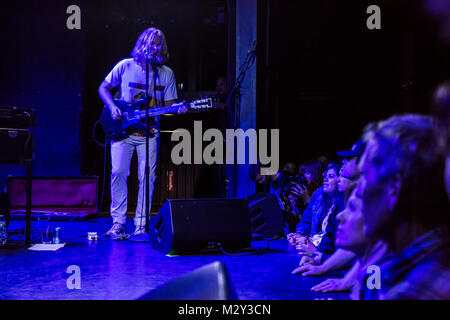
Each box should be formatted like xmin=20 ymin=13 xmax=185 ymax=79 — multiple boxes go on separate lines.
xmin=0 ymin=106 xmax=36 ymax=128
xmin=247 ymin=193 xmax=284 ymax=238
xmin=149 ymin=198 xmax=251 ymax=255
xmin=138 ymin=261 xmax=237 ymax=300
xmin=0 ymin=128 xmax=33 ymax=163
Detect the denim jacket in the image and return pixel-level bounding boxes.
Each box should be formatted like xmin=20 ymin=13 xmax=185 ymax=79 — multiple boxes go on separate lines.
xmin=317 ymin=193 xmax=346 ymax=256
xmin=295 ymin=187 xmax=328 ymax=237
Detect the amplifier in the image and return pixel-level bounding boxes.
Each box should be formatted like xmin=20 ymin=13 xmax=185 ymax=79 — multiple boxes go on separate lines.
xmin=0 ymin=106 xmax=36 ymax=128
xmin=0 ymin=128 xmax=34 ymax=163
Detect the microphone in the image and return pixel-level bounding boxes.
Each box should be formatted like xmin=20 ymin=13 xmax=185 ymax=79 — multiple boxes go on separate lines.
xmin=143 ymin=48 xmax=162 ymax=67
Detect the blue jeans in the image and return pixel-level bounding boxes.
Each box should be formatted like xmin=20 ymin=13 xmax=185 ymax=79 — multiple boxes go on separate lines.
xmin=110 ymin=133 xmax=159 ymax=227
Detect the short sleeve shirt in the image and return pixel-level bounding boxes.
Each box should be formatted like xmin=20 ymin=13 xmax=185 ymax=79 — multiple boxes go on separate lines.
xmin=104 ymin=58 xmax=178 ymax=129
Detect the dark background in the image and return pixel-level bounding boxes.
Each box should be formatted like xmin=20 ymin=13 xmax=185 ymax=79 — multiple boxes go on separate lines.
xmin=258 ymin=0 xmax=450 ymax=165
xmin=1 ymin=0 xmax=448 ymax=210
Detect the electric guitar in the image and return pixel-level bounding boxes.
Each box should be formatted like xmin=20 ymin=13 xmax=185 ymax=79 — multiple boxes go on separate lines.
xmin=100 ymin=97 xmax=213 ymax=140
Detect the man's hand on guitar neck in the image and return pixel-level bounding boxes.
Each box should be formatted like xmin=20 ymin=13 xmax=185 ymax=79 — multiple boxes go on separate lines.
xmin=177 ymin=102 xmax=188 ymax=114
xmin=165 ymin=99 xmax=188 ymax=115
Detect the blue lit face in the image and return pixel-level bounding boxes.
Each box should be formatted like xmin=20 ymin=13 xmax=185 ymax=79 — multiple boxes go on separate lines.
xmin=303 ymin=169 xmax=312 ymax=184
xmin=337 ymin=158 xmax=359 ymax=193
xmin=145 ymin=35 xmax=164 ymax=65
xmin=323 ymin=168 xmax=339 ymax=194
xmin=336 ymin=189 xmax=367 ymax=253
xmin=356 ymin=139 xmax=395 ymax=240
xmin=148 ymin=36 xmax=163 ymax=56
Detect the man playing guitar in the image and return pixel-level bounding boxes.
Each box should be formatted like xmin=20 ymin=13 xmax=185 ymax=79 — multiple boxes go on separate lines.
xmin=98 ymin=27 xmax=187 ymax=240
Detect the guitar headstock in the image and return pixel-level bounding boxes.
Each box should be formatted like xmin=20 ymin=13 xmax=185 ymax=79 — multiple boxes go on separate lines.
xmin=188 ymin=97 xmax=214 ymax=111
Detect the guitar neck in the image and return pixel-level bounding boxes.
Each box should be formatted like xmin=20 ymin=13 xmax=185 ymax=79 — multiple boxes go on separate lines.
xmin=128 ymin=98 xmax=212 ymax=120
xmin=135 ymin=104 xmax=181 ymax=118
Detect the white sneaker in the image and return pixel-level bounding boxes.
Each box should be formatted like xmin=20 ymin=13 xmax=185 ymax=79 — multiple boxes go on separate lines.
xmin=105 ymin=223 xmax=127 ymax=240
xmin=132 ymin=226 xmax=147 ymax=236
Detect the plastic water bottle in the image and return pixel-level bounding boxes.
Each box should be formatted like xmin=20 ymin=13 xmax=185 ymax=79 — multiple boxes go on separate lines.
xmin=53 ymin=227 xmax=61 ymax=244
xmin=0 ymin=215 xmax=6 ymax=246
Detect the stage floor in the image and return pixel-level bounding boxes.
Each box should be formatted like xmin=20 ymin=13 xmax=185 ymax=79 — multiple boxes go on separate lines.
xmin=0 ymin=218 xmax=349 ymax=300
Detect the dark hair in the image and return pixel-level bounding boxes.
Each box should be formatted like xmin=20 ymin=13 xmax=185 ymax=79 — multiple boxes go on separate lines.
xmin=324 ymin=162 xmax=341 ymax=178
xmin=299 ymin=159 xmax=323 ymax=194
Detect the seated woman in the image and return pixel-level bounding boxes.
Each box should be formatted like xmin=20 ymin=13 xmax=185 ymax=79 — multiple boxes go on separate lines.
xmin=311 ymin=190 xmax=390 ymax=298
xmin=288 ymin=159 xmax=324 ymax=214
xmin=283 ymin=159 xmax=324 ymax=228
xmin=287 ymin=163 xmax=343 ymax=256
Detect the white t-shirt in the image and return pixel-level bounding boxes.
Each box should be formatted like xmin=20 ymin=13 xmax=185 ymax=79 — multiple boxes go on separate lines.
xmin=104 ymin=58 xmax=178 ymax=129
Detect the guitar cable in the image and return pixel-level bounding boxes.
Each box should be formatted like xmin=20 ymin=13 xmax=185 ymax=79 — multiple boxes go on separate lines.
xmin=92 ymin=119 xmax=108 ymax=147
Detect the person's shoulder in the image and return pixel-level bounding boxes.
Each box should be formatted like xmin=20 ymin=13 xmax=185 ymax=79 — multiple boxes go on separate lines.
xmin=159 ymin=65 xmax=173 ymax=72
xmin=110 ymin=58 xmax=134 ymax=70
xmin=385 ymin=247 xmax=450 ymax=299
xmin=312 ymin=187 xmax=324 ymax=197
xmin=159 ymin=65 xmax=175 ymax=76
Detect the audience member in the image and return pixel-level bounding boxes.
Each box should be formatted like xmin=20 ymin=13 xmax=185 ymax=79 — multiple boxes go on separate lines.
xmin=356 ymin=114 xmax=450 ymax=299
xmin=282 ymin=161 xmax=296 ymax=175
xmin=286 ymin=159 xmax=324 ymax=224
xmin=315 ymin=142 xmax=364 ymax=257
xmin=336 ymin=140 xmax=364 ymax=201
xmin=287 ymin=163 xmax=343 ymax=257
xmin=313 ymin=189 xmax=391 ymax=298
xmin=291 ymin=159 xmax=323 ymax=205
xmin=292 ymin=141 xmax=364 ymax=277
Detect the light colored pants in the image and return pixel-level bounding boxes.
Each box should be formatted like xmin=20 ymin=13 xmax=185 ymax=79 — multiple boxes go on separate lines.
xmin=110 ymin=134 xmax=159 ymax=227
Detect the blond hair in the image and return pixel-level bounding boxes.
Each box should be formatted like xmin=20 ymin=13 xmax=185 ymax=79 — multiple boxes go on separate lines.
xmin=131 ymin=27 xmax=169 ymax=66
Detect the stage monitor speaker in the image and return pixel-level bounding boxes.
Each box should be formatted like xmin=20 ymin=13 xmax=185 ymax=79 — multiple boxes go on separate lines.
xmin=247 ymin=193 xmax=284 ymax=238
xmin=149 ymin=198 xmax=251 ymax=255
xmin=137 ymin=261 xmax=237 ymax=300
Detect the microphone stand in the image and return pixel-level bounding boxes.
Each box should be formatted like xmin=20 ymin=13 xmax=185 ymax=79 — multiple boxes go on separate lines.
xmin=225 ymin=45 xmax=256 ymax=198
xmin=226 ymin=48 xmax=256 ymax=130
xmin=144 ymin=54 xmax=152 ymax=236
